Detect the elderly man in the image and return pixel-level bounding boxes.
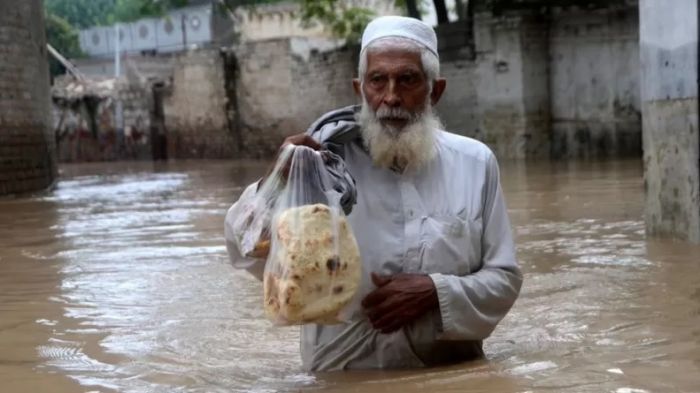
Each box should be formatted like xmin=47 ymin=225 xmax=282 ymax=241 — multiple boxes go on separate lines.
xmin=225 ymin=15 xmax=522 ymax=371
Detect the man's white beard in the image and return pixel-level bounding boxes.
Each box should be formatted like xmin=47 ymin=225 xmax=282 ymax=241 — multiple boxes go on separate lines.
xmin=357 ymin=98 xmax=442 ymax=172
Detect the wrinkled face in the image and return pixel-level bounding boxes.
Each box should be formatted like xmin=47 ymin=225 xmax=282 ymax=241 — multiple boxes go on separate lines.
xmin=359 ymin=48 xmax=431 ymax=130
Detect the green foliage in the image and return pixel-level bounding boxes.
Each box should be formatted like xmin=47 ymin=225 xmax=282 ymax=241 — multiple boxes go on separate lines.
xmin=45 ymin=13 xmax=84 ymax=76
xmin=45 ymin=0 xmax=289 ymax=27
xmin=216 ymin=0 xmax=289 ymax=20
xmin=298 ymin=0 xmax=376 ymax=44
xmin=109 ymin=0 xmax=190 ymax=24
xmin=297 ymin=0 xmax=444 ymax=42
xmin=219 ymin=0 xmax=288 ymax=6
xmin=45 ymin=0 xmax=115 ymax=29
xmin=44 ymin=0 xmax=193 ymax=28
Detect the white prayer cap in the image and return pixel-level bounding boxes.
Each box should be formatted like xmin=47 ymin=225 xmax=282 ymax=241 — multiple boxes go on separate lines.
xmin=361 ymin=16 xmax=438 ymax=58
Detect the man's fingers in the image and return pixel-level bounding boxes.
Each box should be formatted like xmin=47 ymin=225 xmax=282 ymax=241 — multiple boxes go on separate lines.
xmin=362 ymin=273 xmax=395 ymax=309
xmin=371 ymin=272 xmax=392 ymax=288
xmin=292 ymin=134 xmax=321 ymax=150
xmin=365 ymin=293 xmax=404 ymax=323
xmin=372 ymin=307 xmax=407 ymax=334
xmin=299 ymin=135 xmax=321 ymax=150
xmin=380 ymin=321 xmax=403 ymax=334
xmin=371 ymin=309 xmax=399 ymax=331
xmin=284 ymin=134 xmax=321 ymax=150
xmin=361 ymin=286 xmax=389 ymax=309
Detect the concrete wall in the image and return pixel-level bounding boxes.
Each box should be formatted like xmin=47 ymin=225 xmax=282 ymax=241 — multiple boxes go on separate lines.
xmin=162 ymin=49 xmax=236 ymax=158
xmin=434 ymin=57 xmax=480 ymax=138
xmin=433 ymin=22 xmax=479 ymax=138
xmin=639 ymin=0 xmax=700 ymax=243
xmin=472 ymin=13 xmax=551 ymax=159
xmin=435 ymin=7 xmax=640 ymax=160
xmin=73 ymin=54 xmax=178 ymax=81
xmin=236 ymin=3 xmax=326 ymax=42
xmin=235 ymin=38 xmax=356 ymax=158
xmin=229 ymin=7 xmax=644 ymax=160
xmin=58 ymin=4 xmax=646 ymax=162
xmin=0 ymin=0 xmax=56 ymax=195
xmin=235 ymin=1 xmax=399 ymax=43
xmin=549 ymin=6 xmax=641 ymax=159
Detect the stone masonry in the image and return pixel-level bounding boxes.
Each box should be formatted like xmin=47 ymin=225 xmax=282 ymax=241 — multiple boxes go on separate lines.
xmin=162 ymin=49 xmax=236 ymax=159
xmin=234 ymin=38 xmax=356 ymax=158
xmin=0 ymin=0 xmax=56 ymax=195
xmin=50 ymin=2 xmax=645 ymax=162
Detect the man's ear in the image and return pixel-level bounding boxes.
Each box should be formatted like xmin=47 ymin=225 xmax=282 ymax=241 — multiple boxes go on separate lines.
xmin=352 ymin=78 xmax=361 ymax=97
xmin=430 ymin=78 xmax=447 ymax=106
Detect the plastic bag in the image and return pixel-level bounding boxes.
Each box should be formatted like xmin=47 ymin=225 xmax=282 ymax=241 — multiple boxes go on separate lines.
xmin=232 ymin=144 xmax=362 ymax=325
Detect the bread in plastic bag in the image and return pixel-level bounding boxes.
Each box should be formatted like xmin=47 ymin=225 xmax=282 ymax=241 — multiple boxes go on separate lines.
xmin=231 ymin=144 xmax=361 ymax=325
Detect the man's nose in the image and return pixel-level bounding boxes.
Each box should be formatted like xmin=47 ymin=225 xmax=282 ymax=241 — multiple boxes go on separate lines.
xmin=382 ymin=81 xmax=401 ymax=107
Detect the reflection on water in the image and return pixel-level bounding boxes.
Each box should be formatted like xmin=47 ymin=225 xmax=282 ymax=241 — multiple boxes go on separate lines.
xmin=1 ymin=159 xmax=699 ymax=392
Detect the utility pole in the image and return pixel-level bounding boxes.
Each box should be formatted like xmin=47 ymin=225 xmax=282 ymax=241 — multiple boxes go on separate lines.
xmin=181 ymin=14 xmax=188 ymax=49
xmin=114 ymin=23 xmax=124 ymax=134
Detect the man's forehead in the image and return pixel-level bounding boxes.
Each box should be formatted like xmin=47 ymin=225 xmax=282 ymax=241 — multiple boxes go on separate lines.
xmin=365 ymin=48 xmax=423 ymax=72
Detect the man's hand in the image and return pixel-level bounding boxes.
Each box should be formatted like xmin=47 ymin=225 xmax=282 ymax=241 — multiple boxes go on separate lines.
xmin=260 ymin=133 xmax=321 ymax=186
xmin=362 ymin=272 xmax=439 ymax=334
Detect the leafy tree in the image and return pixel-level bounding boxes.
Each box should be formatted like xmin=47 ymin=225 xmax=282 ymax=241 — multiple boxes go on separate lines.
xmin=45 ymin=13 xmax=84 ymax=77
xmin=298 ymin=0 xmax=375 ymax=44
xmin=432 ymin=0 xmax=448 ymax=24
xmin=109 ymin=0 xmax=190 ymax=24
xmin=297 ymin=0 xmax=460 ymax=43
xmin=405 ymin=0 xmax=422 ymax=19
xmin=45 ymin=0 xmax=115 ymax=28
xmin=45 ymin=0 xmax=195 ymax=28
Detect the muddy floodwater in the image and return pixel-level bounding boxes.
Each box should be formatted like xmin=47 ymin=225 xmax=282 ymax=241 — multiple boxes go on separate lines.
xmin=1 ymin=159 xmax=699 ymax=393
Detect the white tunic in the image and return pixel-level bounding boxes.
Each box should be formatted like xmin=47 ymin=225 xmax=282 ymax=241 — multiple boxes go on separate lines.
xmin=224 ymin=128 xmax=522 ymax=371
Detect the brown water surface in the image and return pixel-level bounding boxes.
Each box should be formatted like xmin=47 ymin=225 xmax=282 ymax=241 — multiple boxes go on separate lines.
xmin=1 ymin=159 xmax=699 ymax=393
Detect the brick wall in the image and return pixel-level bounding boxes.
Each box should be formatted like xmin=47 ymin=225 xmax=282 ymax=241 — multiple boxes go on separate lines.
xmin=235 ymin=38 xmax=356 ymax=158
xmin=162 ymin=49 xmax=236 ymax=158
xmin=73 ymin=53 xmax=178 ymax=81
xmin=47 ymin=4 xmax=643 ymax=163
xmin=0 ymin=0 xmax=56 ymax=195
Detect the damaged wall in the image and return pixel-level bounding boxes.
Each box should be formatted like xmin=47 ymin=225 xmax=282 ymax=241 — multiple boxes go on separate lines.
xmin=53 ymin=2 xmax=644 ymax=162
xmin=433 ymin=22 xmax=480 ymax=140
xmin=52 ymin=79 xmax=152 ymax=162
xmin=469 ymin=13 xmax=551 ymax=158
xmin=639 ymin=0 xmax=700 ymax=243
xmin=162 ymin=49 xmax=235 ymax=158
xmin=73 ymin=54 xmax=178 ymax=81
xmin=0 ymin=0 xmax=56 ymax=195
xmin=433 ymin=4 xmax=641 ymax=160
xmin=549 ymin=6 xmax=641 ymax=158
xmin=230 ymin=6 xmax=642 ymax=160
xmin=235 ymin=38 xmax=356 ymax=158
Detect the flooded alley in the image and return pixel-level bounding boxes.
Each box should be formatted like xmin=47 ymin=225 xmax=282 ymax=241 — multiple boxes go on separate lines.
xmin=1 ymin=159 xmax=698 ymax=393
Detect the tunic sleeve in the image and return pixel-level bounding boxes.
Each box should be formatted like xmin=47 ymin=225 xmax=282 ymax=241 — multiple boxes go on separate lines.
xmin=428 ymin=152 xmax=522 ymax=340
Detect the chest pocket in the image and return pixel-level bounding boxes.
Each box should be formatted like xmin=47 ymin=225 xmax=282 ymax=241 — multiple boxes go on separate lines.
xmin=418 ymin=214 xmax=482 ymax=276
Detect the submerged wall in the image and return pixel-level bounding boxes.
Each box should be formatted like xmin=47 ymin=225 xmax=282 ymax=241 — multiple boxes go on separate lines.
xmin=0 ymin=0 xmax=56 ymax=195
xmin=639 ymin=0 xmax=700 ymax=243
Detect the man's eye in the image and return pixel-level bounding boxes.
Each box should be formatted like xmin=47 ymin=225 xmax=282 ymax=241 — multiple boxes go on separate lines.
xmin=369 ymin=75 xmax=385 ymax=84
xmin=400 ymin=74 xmax=418 ymax=85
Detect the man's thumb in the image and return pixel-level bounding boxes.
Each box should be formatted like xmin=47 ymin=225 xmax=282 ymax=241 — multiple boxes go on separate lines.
xmin=371 ymin=272 xmax=392 ymax=287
